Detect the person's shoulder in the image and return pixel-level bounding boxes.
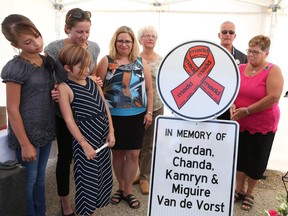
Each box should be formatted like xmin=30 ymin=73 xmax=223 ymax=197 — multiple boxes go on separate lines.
xmin=44 ymin=40 xmax=65 ymax=61
xmin=96 ymin=55 xmax=109 ymax=69
xmin=58 ymin=81 xmax=70 ymax=92
xmin=136 ymin=56 xmax=145 ymax=66
xmin=157 ymin=55 xmax=163 ymax=62
xmin=44 ymin=39 xmax=65 ymax=54
xmin=88 ymin=75 xmax=96 ymax=82
xmin=238 ymin=63 xmax=247 ymax=72
xmin=267 ymin=63 xmax=283 ymax=84
xmin=233 ymin=47 xmax=247 ymax=64
xmin=87 ymin=40 xmax=100 ymax=52
xmin=233 ymin=47 xmax=246 ymax=56
xmin=106 ymin=55 xmax=114 ymax=62
xmin=1 ymin=56 xmax=17 ymax=68
xmin=268 ymin=63 xmax=282 ymax=73
xmin=233 ymin=47 xmax=244 ymax=56
xmin=1 ymin=57 xmax=15 ymax=79
xmin=1 ymin=56 xmax=30 ymax=83
xmin=45 ymin=39 xmax=64 ymax=48
xmin=87 ymin=40 xmax=99 ymax=47
xmin=87 ymin=40 xmax=100 ymax=57
xmin=41 ymin=54 xmax=56 ymax=71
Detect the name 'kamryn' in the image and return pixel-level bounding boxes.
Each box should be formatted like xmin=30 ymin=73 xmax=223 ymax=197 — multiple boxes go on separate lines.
xmin=166 ymin=169 xmax=208 ymax=185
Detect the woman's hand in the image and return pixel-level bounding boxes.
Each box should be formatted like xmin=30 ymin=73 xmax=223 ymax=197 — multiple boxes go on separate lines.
xmin=90 ymin=75 xmax=103 ymax=87
xmin=95 ymin=76 xmax=103 ymax=87
xmin=51 ymin=84 xmax=60 ymax=102
xmin=21 ymin=144 xmax=37 ymax=162
xmin=106 ymin=130 xmax=115 ymax=148
xmin=81 ymin=140 xmax=97 ymax=160
xmin=231 ymin=107 xmax=249 ymax=121
xmin=229 ymin=104 xmax=236 ymax=119
xmin=144 ymin=113 xmax=153 ymax=129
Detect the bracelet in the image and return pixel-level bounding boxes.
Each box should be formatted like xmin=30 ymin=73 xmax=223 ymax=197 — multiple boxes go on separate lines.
xmin=245 ymin=107 xmax=250 ymax=115
xmin=147 ymin=111 xmax=153 ymax=116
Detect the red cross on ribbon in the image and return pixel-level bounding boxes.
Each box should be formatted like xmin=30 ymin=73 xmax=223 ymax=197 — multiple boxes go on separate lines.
xmin=171 ymin=46 xmax=225 ymax=109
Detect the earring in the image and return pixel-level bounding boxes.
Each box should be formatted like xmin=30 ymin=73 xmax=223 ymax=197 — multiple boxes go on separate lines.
xmin=13 ymin=47 xmax=21 ymax=54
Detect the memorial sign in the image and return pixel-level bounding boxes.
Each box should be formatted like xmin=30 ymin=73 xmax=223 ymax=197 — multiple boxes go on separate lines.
xmin=148 ymin=117 xmax=238 ymax=216
xmin=148 ymin=40 xmax=240 ymax=216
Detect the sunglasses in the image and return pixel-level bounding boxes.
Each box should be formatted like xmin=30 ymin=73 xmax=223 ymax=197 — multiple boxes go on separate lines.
xmin=221 ymin=30 xmax=235 ymax=35
xmin=67 ymin=11 xmax=91 ymax=21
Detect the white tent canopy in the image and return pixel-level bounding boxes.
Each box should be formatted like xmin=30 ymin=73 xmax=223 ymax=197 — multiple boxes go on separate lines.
xmin=0 ymin=0 xmax=288 ymax=171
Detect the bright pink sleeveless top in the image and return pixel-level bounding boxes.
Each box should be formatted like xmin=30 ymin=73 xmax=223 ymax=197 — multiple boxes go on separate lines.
xmin=234 ymin=63 xmax=280 ymax=134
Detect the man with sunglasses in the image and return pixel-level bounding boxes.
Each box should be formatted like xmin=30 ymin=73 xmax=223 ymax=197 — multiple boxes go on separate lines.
xmin=217 ymin=21 xmax=247 ymax=120
xmin=218 ymin=21 xmax=247 ymax=66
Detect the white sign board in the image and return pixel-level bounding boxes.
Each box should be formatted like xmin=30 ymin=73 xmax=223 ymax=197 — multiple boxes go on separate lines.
xmin=157 ymin=40 xmax=239 ymax=121
xmin=148 ymin=116 xmax=239 ymax=216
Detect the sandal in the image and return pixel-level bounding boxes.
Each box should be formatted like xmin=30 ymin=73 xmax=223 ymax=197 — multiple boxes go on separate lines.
xmin=234 ymin=191 xmax=245 ymax=203
xmin=123 ymin=194 xmax=140 ymax=209
xmin=241 ymin=194 xmax=254 ymax=211
xmin=111 ymin=189 xmax=123 ymax=205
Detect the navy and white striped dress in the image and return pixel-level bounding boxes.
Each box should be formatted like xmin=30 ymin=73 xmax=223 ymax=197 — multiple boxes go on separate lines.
xmin=66 ymin=77 xmax=113 ymax=215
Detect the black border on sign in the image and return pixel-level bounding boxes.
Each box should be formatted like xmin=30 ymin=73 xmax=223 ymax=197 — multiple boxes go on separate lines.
xmin=148 ymin=115 xmax=239 ymax=216
xmin=156 ymin=40 xmax=240 ymax=121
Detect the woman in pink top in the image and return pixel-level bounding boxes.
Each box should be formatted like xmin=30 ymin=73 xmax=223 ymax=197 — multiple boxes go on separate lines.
xmin=230 ymin=35 xmax=283 ymax=211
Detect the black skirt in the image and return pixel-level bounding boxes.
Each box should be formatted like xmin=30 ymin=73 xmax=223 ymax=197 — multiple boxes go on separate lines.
xmin=112 ymin=112 xmax=145 ymax=150
xmin=237 ymin=130 xmax=275 ymax=180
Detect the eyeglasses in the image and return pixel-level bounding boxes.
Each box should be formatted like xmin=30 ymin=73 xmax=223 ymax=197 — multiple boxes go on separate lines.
xmin=116 ymin=40 xmax=133 ymax=45
xmin=246 ymin=49 xmax=263 ymax=55
xmin=67 ymin=11 xmax=91 ymax=21
xmin=221 ymin=30 xmax=235 ymax=35
xmin=142 ymin=35 xmax=157 ymax=39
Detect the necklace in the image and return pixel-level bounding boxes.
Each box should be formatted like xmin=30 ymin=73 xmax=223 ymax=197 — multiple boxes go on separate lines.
xmin=141 ymin=52 xmax=157 ymax=64
xmin=144 ymin=56 xmax=154 ymax=64
xmin=247 ymin=63 xmax=267 ymax=77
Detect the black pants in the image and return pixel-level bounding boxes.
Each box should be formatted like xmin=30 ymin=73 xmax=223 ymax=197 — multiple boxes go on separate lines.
xmin=55 ymin=115 xmax=73 ymax=196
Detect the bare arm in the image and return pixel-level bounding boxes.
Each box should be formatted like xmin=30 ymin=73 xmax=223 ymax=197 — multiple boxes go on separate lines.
xmin=96 ymin=56 xmax=108 ymax=82
xmin=57 ymin=83 xmax=96 ymax=160
xmin=248 ymin=65 xmax=283 ymax=113
xmin=98 ymin=84 xmax=115 ymax=148
xmin=6 ymin=82 xmax=36 ymax=162
xmin=142 ymin=59 xmax=153 ymax=129
xmin=89 ymin=76 xmax=115 ymax=148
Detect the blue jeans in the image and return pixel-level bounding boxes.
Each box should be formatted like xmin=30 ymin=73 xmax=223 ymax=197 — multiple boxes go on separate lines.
xmin=16 ymin=143 xmax=52 ymax=216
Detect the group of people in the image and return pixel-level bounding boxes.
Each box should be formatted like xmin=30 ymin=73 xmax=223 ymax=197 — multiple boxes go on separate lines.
xmin=1 ymin=8 xmax=162 ymax=216
xmin=0 ymin=8 xmax=283 ymax=216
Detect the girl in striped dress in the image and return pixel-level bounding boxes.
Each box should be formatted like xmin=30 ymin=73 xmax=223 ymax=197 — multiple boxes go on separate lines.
xmin=57 ymin=44 xmax=115 ymax=216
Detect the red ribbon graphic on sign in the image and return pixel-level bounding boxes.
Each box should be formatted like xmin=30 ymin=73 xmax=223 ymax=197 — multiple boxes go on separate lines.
xmin=171 ymin=46 xmax=225 ymax=109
